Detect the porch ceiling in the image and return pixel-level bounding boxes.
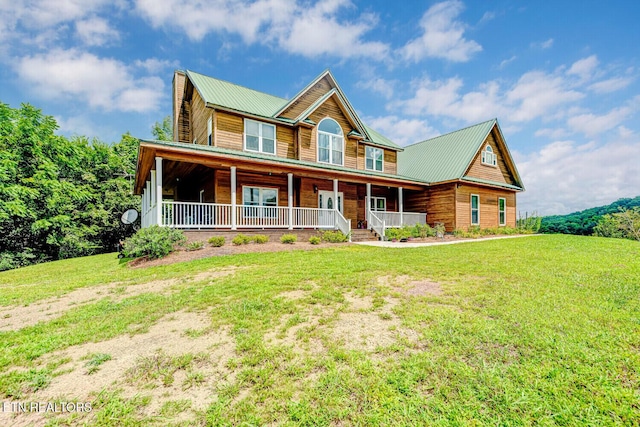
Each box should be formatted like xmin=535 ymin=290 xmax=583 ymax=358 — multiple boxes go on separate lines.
xmin=134 ymin=141 xmax=427 ymax=194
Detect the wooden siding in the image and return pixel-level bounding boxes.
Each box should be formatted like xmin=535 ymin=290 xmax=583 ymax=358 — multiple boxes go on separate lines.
xmin=355 ymin=144 xmax=397 ymax=175
xmin=424 ymin=183 xmax=457 ymax=231
xmin=279 ymin=76 xmax=334 ymax=120
xmin=302 ymin=97 xmax=358 ymax=168
xmin=191 ymin=90 xmax=209 ymax=146
xmin=214 ymin=110 xmax=243 ymax=150
xmin=455 ymin=184 xmax=516 ymax=230
xmin=173 ymin=72 xmax=186 ymax=142
xmin=465 ymin=132 xmax=517 ymax=185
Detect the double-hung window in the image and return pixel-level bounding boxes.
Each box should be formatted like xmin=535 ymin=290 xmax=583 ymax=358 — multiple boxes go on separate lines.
xmin=471 ymin=194 xmax=480 ymax=225
xmin=365 ymin=146 xmax=383 ymax=172
xmin=498 ymin=197 xmax=506 ymax=226
xmin=244 ymin=119 xmax=276 ymax=155
xmin=481 ymin=145 xmax=497 ymax=166
xmin=207 ymin=117 xmax=212 ymax=146
xmin=243 ymin=187 xmax=278 ymax=218
xmin=317 ymin=118 xmax=344 ymax=165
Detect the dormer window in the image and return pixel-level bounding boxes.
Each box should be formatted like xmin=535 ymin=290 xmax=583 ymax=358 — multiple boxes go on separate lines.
xmin=481 ymin=145 xmax=497 ymax=166
xmin=365 ymin=146 xmax=383 ymax=172
xmin=317 ymin=118 xmax=344 ymax=166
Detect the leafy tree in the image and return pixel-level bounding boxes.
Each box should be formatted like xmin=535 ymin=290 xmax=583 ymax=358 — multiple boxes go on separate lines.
xmin=0 ymin=102 xmax=141 ymax=270
xmin=151 ymin=115 xmax=172 ymax=141
xmin=594 ymin=208 xmax=640 ymax=241
xmin=540 ymin=197 xmax=640 ymax=235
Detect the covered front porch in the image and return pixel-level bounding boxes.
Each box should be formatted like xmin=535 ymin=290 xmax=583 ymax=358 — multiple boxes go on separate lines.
xmin=135 ymin=141 xmax=428 ymax=239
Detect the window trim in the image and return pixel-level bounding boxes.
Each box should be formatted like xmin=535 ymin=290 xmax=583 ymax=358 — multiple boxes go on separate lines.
xmin=481 ymin=145 xmax=497 ymax=167
xmin=369 ymin=196 xmax=387 ymax=212
xmin=207 ymin=117 xmax=212 ymax=146
xmin=241 ymin=186 xmax=279 ymax=218
xmin=470 ymin=194 xmax=480 ymax=226
xmin=243 ymin=118 xmax=277 ymax=155
xmin=498 ymin=197 xmax=506 ymax=226
xmin=365 ymin=146 xmax=384 ymax=172
xmin=316 ymin=118 xmax=344 ymax=166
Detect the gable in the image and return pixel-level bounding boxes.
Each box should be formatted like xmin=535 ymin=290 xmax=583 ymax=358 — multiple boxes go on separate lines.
xmin=464 ymin=129 xmax=518 ymax=186
xmin=278 ymin=75 xmax=335 ymax=120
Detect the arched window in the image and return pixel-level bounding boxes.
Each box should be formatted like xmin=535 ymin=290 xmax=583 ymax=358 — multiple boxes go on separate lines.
xmin=317 ymin=118 xmax=344 ymax=165
xmin=481 ymin=145 xmax=497 ymax=166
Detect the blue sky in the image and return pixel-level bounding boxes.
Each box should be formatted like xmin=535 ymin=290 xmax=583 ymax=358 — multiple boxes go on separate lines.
xmin=1 ymin=0 xmax=639 ymax=215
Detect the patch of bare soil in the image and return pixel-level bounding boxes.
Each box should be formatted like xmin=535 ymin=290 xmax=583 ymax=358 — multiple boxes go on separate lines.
xmin=130 ymin=241 xmax=346 ymax=268
xmin=403 ymin=280 xmax=443 ymax=296
xmin=1 ymin=311 xmax=236 ymax=427
xmin=0 ymin=267 xmax=238 ymax=332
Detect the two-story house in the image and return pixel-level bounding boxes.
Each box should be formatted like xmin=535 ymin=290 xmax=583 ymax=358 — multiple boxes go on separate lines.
xmin=134 ymin=69 xmax=524 ymax=238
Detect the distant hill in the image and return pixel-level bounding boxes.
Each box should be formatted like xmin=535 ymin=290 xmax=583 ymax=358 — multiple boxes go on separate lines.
xmin=540 ymin=196 xmax=640 ymax=235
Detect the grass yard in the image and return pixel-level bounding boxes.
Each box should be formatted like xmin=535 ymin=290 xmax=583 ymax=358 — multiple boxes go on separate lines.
xmin=0 ymin=235 xmax=639 ymax=426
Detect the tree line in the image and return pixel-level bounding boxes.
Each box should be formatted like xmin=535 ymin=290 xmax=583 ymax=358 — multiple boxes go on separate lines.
xmin=540 ymin=196 xmax=640 ymax=236
xmin=0 ymin=103 xmax=170 ymax=271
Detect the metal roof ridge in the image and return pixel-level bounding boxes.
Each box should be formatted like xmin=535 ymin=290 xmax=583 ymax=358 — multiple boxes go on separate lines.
xmin=404 ymin=118 xmax=497 ymax=148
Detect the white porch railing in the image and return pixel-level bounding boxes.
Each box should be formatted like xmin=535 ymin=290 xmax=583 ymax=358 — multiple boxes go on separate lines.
xmin=160 ymin=201 xmax=348 ymax=231
xmin=162 ymin=201 xmax=232 ymax=228
xmin=367 ymin=210 xmax=427 ymax=239
xmin=368 ymin=211 xmax=386 ymax=239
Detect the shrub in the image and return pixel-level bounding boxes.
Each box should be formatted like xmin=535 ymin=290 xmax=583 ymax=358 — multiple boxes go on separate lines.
xmin=232 ymin=234 xmax=252 ymax=245
xmin=309 ymin=236 xmax=321 ymax=245
xmin=280 ymin=234 xmax=297 ymax=244
xmin=321 ymin=230 xmax=349 ymax=243
xmin=253 ymin=234 xmax=269 ymax=244
xmin=434 ymin=223 xmax=446 ymax=238
xmin=122 ymin=226 xmax=186 ymax=259
xmin=208 ymin=236 xmax=225 ymax=247
xmin=185 ymin=241 xmax=204 ymax=251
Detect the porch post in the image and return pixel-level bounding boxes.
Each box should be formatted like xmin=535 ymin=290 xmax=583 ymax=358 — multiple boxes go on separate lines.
xmin=366 ymin=183 xmax=371 ymax=224
xmin=398 ymin=186 xmax=403 ymax=226
xmin=145 ymin=180 xmax=151 ymax=228
xmin=156 ymin=157 xmax=163 ymax=226
xmin=141 ymin=188 xmax=147 ymax=228
xmin=333 ymin=179 xmax=339 ymax=229
xmin=288 ymin=173 xmax=293 ymax=230
xmin=230 ymin=166 xmax=237 ymax=230
xmin=150 ymin=170 xmax=156 ymax=226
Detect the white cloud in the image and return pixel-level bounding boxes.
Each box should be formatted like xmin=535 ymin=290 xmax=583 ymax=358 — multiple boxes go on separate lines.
xmin=588 ymin=76 xmax=634 ymax=94
xmin=364 ymin=115 xmax=438 ymax=147
xmin=401 ymin=0 xmax=481 ymax=62
xmin=566 ymin=55 xmax=599 ymax=81
xmin=16 ymin=48 xmax=165 ymax=112
xmin=506 ymin=70 xmax=584 ymax=122
xmin=531 ymin=38 xmax=554 ymax=49
xmin=134 ymin=0 xmax=388 ymax=59
xmin=75 ymin=16 xmax=120 ymax=46
xmin=499 ymin=55 xmax=517 ymax=69
xmin=517 ymin=138 xmax=640 ymax=215
xmin=356 ymin=77 xmax=395 ymax=99
xmin=567 ymin=105 xmax=633 ymax=137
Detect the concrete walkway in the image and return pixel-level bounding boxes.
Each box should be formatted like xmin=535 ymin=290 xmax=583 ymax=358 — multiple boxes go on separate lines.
xmin=353 ymin=234 xmax=541 ymax=248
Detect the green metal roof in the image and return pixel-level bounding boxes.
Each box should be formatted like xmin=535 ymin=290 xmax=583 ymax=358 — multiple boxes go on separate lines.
xmin=185 ymin=69 xmax=402 ymax=151
xmin=363 ymin=125 xmax=402 ymax=150
xmin=398 ymin=119 xmax=497 ymax=183
xmin=186 ymin=70 xmax=288 ymax=118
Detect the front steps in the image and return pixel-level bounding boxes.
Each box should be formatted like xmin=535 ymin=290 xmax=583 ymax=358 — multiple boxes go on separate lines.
xmin=350 ymin=229 xmax=381 ymax=242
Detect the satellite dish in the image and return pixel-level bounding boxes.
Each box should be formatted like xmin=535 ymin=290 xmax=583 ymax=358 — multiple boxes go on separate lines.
xmin=121 ymin=209 xmax=139 ymax=225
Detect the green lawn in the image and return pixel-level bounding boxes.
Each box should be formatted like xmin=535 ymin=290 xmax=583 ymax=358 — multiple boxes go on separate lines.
xmin=0 ymin=235 xmax=639 ymax=426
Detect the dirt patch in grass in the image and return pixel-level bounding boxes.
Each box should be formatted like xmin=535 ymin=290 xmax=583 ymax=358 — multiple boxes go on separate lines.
xmin=403 ymin=280 xmax=443 ymax=296
xmin=129 ymin=241 xmax=347 ymax=268
xmin=0 ymin=267 xmax=238 ymax=332
xmin=3 ymin=310 xmax=236 ymax=426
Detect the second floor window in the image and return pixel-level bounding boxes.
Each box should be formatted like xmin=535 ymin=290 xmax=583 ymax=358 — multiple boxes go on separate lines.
xmin=481 ymin=145 xmax=497 ymax=166
xmin=365 ymin=146 xmax=383 ymax=172
xmin=244 ymin=119 xmax=276 ymax=155
xmin=317 ymin=118 xmax=343 ymax=165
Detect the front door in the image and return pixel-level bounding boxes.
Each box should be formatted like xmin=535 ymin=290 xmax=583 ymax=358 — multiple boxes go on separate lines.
xmin=318 ymin=190 xmax=344 ymax=227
